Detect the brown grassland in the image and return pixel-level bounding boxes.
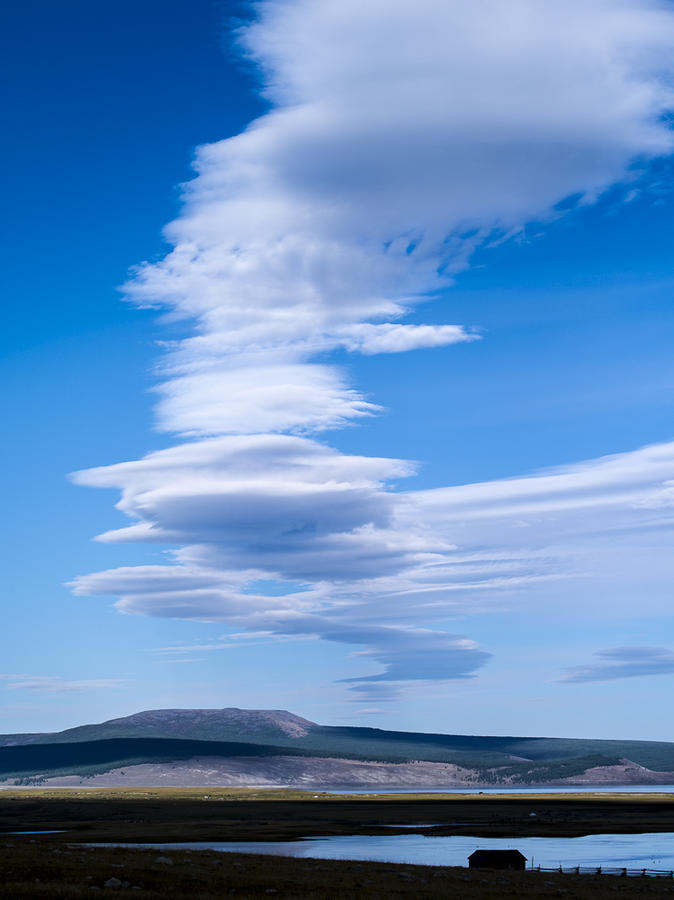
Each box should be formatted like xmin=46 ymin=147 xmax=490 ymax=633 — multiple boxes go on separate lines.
xmin=1 ymin=788 xmax=674 ymax=897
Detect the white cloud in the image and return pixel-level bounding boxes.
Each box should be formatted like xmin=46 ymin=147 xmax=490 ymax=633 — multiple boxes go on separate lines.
xmin=154 ymin=364 xmax=380 ymax=436
xmin=123 ymin=0 xmax=674 ymax=438
xmin=338 ymin=324 xmax=478 ymax=355
xmin=72 ymin=0 xmax=674 ymax=698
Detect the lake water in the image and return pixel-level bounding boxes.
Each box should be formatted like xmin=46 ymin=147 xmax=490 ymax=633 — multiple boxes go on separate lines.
xmin=107 ymin=832 xmax=674 ymax=870
xmin=317 ymin=784 xmax=674 ymax=794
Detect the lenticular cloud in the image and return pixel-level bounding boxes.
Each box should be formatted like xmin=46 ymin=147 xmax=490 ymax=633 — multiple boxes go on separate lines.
xmin=72 ymin=0 xmax=674 ymax=698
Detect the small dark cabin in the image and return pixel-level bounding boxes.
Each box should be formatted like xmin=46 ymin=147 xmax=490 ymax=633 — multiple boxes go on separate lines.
xmin=468 ymin=849 xmax=527 ymax=870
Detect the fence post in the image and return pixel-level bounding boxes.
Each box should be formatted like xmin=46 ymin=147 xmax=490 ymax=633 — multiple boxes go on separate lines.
xmin=621 ymin=868 xmax=627 ymax=877
xmin=642 ymin=869 xmax=646 ymax=876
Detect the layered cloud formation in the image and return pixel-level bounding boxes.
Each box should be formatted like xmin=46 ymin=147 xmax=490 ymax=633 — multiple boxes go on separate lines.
xmin=72 ymin=0 xmax=674 ymax=698
xmin=560 ymin=647 xmax=674 ymax=683
xmin=0 ymin=675 xmax=126 ymax=693
xmin=72 ymin=439 xmax=674 ymax=694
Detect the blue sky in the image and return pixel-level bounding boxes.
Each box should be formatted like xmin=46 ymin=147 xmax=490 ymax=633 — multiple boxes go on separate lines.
xmin=4 ymin=0 xmax=674 ymax=740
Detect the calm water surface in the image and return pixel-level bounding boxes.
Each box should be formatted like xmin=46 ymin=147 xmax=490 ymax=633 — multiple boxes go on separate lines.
xmin=319 ymin=784 xmax=674 ymax=794
xmin=111 ymin=832 xmax=674 ymax=869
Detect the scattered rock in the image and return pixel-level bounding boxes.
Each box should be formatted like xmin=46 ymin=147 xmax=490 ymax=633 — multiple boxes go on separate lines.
xmin=104 ymin=877 xmax=123 ymax=888
xmin=154 ymin=856 xmax=173 ymax=865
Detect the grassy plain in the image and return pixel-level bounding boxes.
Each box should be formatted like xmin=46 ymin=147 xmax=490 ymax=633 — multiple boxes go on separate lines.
xmin=2 ymin=787 xmax=674 ymax=840
xmin=2 ymin=788 xmax=674 ymax=897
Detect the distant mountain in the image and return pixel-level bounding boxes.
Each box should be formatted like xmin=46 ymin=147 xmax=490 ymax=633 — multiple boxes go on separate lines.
xmin=2 ymin=707 xmax=674 ymax=785
xmin=0 ymin=708 xmax=314 ymax=747
xmin=0 ymin=733 xmax=46 ymax=748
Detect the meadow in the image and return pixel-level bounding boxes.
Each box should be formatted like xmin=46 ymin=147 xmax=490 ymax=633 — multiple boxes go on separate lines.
xmin=2 ymin=839 xmax=674 ymax=899
xmin=2 ymin=788 xmax=674 ymax=896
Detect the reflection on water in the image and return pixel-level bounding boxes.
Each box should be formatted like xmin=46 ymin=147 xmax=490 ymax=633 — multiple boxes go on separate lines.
xmin=105 ymin=832 xmax=674 ymax=870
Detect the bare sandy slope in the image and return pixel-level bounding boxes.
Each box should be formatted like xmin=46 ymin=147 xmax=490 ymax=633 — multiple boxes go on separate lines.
xmin=19 ymin=754 xmax=674 ymax=788
xmin=556 ymin=759 xmax=674 ymax=785
xmin=36 ymin=755 xmax=472 ymax=788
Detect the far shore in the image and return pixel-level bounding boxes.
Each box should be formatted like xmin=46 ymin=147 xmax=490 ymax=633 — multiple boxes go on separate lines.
xmin=3 ymin=784 xmax=674 ymax=797
xmin=3 ymin=751 xmax=674 ymax=791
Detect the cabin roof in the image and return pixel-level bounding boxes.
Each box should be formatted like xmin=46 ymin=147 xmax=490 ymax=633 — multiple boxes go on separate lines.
xmin=468 ymin=849 xmax=527 ymax=861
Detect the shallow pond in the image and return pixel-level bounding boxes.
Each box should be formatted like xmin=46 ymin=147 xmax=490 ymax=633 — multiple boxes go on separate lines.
xmin=9 ymin=830 xmax=65 ymax=835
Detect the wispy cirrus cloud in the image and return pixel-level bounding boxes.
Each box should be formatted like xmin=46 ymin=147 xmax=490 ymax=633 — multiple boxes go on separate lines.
xmin=71 ymin=0 xmax=674 ymax=700
xmin=149 ymin=631 xmax=319 ymax=656
xmin=559 ymin=647 xmax=674 ymax=684
xmin=0 ymin=675 xmax=127 ymax=693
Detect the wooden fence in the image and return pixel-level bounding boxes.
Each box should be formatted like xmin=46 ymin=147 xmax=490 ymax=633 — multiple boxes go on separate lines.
xmin=531 ymin=864 xmax=674 ymax=878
